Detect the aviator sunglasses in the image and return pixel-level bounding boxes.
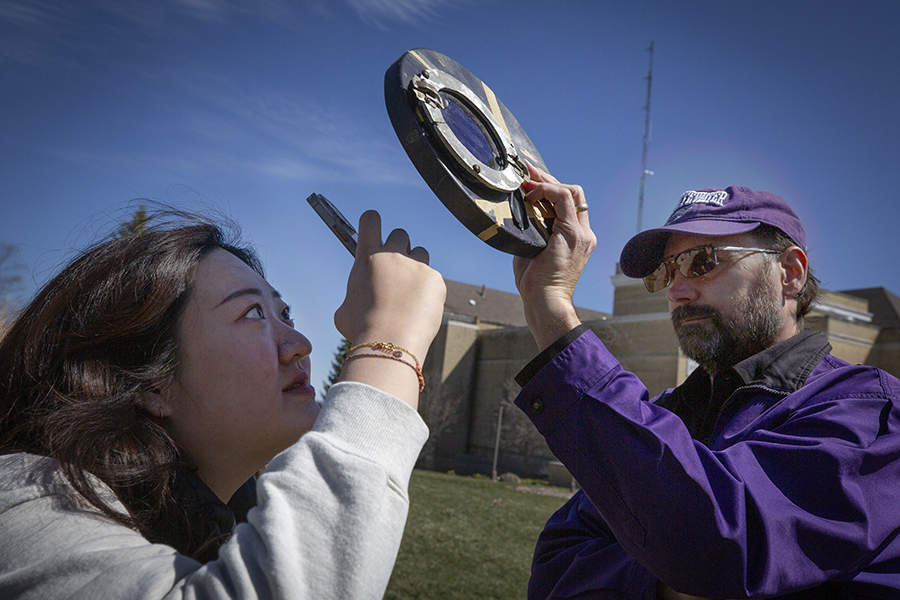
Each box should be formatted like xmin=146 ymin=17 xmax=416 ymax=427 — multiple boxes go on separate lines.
xmin=643 ymin=245 xmax=782 ymax=293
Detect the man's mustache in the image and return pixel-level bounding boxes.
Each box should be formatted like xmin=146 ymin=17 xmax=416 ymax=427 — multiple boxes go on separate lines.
xmin=671 ymin=304 xmax=720 ymax=327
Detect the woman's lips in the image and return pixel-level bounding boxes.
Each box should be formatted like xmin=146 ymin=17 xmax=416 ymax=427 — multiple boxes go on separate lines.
xmin=283 ymin=372 xmax=313 ymax=394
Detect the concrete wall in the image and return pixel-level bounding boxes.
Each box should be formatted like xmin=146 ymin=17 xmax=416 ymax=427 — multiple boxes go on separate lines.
xmin=808 ymin=314 xmax=880 ymax=366
xmin=415 ymin=272 xmax=900 ymax=481
xmin=417 ymin=318 xmax=480 ymax=472
xmin=867 ymin=328 xmax=900 ymax=375
xmin=418 ymin=311 xmax=687 ymax=478
xmin=611 ymin=271 xmax=669 ymax=317
xmin=418 ymin=319 xmax=557 ymax=478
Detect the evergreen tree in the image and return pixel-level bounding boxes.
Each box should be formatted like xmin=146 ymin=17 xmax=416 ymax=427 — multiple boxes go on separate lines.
xmin=0 ymin=243 xmax=23 ymax=333
xmin=322 ymin=337 xmax=352 ymax=399
xmin=119 ymin=205 xmax=150 ymax=237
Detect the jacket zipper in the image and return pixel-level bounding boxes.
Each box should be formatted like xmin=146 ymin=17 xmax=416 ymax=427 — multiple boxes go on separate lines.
xmin=706 ymin=384 xmax=790 ymax=447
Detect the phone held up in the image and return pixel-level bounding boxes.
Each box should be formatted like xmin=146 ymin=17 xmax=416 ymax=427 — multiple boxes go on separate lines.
xmin=306 ymin=193 xmax=358 ymax=257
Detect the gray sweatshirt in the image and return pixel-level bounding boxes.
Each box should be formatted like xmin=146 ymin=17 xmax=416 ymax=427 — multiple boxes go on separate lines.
xmin=0 ymin=381 xmax=428 ymax=599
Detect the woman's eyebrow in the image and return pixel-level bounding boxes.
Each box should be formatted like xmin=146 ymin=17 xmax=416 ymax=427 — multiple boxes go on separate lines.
xmin=217 ymin=288 xmax=281 ymax=307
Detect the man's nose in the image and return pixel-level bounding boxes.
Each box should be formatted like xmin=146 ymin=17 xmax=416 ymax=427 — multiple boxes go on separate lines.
xmin=666 ymin=270 xmax=700 ymax=305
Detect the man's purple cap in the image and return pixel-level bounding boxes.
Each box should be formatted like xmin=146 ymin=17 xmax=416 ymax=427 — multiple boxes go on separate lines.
xmin=619 ymin=186 xmax=807 ymax=278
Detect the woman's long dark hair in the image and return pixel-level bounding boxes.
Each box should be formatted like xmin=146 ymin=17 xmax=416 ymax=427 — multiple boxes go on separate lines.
xmin=0 ymin=207 xmax=263 ymax=559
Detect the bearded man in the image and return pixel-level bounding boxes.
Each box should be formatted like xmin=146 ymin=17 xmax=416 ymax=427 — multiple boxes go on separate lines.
xmin=511 ymin=166 xmax=900 ymax=599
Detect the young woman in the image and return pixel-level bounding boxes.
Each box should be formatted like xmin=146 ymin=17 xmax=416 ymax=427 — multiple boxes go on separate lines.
xmin=0 ymin=207 xmax=446 ymax=599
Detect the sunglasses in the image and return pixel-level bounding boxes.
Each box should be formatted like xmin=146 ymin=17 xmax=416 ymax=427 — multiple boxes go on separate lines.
xmin=643 ymin=245 xmax=782 ymax=293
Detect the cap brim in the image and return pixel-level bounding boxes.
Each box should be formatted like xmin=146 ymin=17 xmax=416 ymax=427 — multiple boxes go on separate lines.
xmin=619 ymin=220 xmax=761 ymax=278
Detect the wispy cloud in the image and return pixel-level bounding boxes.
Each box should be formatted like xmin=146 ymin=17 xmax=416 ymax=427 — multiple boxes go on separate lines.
xmin=51 ymin=69 xmax=420 ymax=188
xmin=2 ymin=0 xmax=454 ymax=183
xmin=0 ymin=0 xmax=464 ymax=67
xmin=172 ymin=77 xmax=419 ymax=185
xmin=344 ymin=0 xmax=457 ymax=28
xmin=0 ymin=1 xmax=82 ymax=66
xmin=0 ymin=0 xmax=284 ymax=65
xmin=0 ymin=0 xmax=460 ymax=45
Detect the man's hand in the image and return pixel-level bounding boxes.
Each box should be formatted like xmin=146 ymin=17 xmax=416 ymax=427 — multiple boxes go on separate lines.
xmin=513 ymin=163 xmax=596 ymax=350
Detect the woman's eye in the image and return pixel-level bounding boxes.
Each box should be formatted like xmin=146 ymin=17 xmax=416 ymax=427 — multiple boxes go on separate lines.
xmin=245 ymin=305 xmax=265 ymax=320
xmin=281 ymin=305 xmax=292 ymax=321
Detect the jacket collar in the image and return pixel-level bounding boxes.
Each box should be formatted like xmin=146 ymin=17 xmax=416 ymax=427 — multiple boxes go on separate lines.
xmin=727 ymin=328 xmax=831 ymax=393
xmin=662 ymin=330 xmax=832 ymax=443
xmin=677 ymin=329 xmax=831 ymax=398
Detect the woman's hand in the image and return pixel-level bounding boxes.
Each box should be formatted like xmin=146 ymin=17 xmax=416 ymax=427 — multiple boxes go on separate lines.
xmin=513 ymin=163 xmax=597 ymax=351
xmin=334 ymin=210 xmax=446 ymax=408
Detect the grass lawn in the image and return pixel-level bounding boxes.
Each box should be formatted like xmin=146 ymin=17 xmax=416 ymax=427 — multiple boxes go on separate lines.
xmin=385 ymin=469 xmax=572 ymax=600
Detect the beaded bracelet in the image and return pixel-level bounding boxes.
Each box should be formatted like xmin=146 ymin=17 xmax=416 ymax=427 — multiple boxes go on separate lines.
xmin=343 ymin=352 xmax=425 ymax=392
xmin=348 ymin=341 xmax=420 ymax=370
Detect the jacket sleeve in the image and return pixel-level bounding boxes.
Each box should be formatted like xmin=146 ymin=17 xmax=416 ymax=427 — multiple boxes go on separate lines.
xmin=529 ymin=489 xmax=657 ymax=599
xmin=0 ymin=382 xmax=429 ymax=600
xmin=515 ymin=329 xmax=900 ymax=598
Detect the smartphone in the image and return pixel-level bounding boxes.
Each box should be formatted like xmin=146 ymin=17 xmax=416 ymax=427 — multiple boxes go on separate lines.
xmin=306 ymin=193 xmax=358 ymax=257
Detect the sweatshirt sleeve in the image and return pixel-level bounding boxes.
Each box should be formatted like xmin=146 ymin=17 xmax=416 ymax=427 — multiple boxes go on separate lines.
xmin=213 ymin=381 xmax=430 ymax=599
xmin=0 ymin=381 xmax=429 ymax=600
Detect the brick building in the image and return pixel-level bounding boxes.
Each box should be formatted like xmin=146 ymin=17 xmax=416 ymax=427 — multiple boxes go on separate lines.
xmin=417 ymin=270 xmax=900 ymax=482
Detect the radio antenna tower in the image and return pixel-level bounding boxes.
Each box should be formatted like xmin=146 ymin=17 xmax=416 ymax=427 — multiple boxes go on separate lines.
xmin=637 ymin=41 xmax=654 ymax=233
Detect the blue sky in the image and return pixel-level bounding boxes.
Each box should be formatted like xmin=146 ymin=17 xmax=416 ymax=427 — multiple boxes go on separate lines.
xmin=2 ymin=0 xmax=898 ymax=391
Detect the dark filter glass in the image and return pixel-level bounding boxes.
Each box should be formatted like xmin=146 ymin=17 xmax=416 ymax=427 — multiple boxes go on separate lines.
xmin=440 ymin=92 xmax=497 ymax=167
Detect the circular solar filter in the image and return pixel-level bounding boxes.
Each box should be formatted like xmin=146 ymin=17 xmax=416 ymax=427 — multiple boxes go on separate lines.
xmin=442 ymin=94 xmax=496 ymax=167
xmin=385 ymin=48 xmax=551 ymax=257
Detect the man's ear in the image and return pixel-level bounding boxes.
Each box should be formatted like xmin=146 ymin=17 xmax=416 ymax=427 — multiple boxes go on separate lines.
xmin=136 ymin=388 xmax=172 ymax=420
xmin=779 ymin=246 xmax=808 ymax=300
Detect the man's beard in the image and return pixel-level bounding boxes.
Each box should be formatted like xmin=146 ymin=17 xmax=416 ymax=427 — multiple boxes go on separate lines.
xmin=671 ymin=266 xmax=783 ymax=374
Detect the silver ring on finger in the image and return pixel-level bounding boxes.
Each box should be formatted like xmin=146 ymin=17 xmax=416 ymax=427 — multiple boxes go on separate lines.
xmin=575 ymin=204 xmax=589 ymax=213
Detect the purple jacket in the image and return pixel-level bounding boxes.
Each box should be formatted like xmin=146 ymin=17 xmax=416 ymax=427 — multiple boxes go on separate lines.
xmin=515 ymin=328 xmax=900 ymax=599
